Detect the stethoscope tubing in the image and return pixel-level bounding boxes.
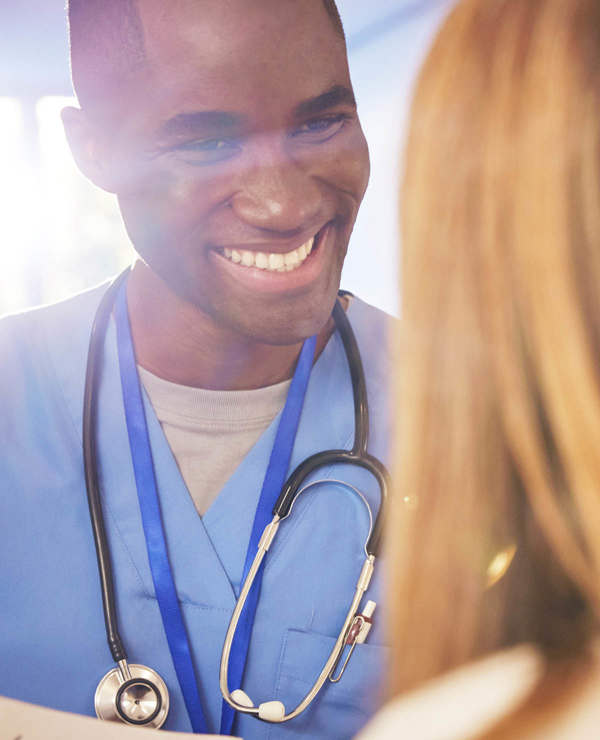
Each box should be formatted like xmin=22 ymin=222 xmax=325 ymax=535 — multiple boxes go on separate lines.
xmin=274 ymin=449 xmax=388 ymax=555
xmin=273 ymin=298 xmax=389 ymax=556
xmin=332 ymin=299 xmax=369 ymax=456
xmin=82 ymin=268 xmax=131 ymax=664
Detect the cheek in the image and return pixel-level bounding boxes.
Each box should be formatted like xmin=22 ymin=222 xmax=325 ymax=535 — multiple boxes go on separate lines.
xmin=317 ymin=127 xmax=371 ymax=206
xmin=117 ymin=168 xmax=211 ymax=249
xmin=341 ymin=127 xmax=371 ymax=198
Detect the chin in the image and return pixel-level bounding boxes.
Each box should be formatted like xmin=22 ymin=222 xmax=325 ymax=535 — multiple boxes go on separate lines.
xmin=222 ymin=291 xmax=339 ymax=347
xmin=143 ymin=250 xmax=342 ymax=345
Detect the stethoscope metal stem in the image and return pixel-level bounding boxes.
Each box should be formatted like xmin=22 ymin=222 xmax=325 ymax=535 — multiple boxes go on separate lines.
xmin=219 ymin=515 xmax=282 ymax=718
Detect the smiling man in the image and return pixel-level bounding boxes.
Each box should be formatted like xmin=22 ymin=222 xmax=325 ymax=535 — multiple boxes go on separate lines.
xmin=66 ymin=0 xmax=370 ymax=383
xmin=0 ymin=1 xmax=392 ymax=738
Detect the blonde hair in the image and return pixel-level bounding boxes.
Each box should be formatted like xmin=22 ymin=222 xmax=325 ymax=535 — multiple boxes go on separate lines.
xmin=390 ymin=0 xmax=600 ymax=701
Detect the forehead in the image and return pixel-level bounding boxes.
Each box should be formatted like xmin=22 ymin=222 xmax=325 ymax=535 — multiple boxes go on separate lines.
xmin=130 ymin=0 xmax=349 ymax=121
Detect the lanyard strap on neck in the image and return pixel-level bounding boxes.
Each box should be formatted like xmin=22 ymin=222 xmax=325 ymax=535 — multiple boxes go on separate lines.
xmin=114 ymin=281 xmax=316 ymax=735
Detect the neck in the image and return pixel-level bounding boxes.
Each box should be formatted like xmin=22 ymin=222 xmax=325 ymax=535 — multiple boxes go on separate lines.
xmin=125 ymin=262 xmax=338 ymax=390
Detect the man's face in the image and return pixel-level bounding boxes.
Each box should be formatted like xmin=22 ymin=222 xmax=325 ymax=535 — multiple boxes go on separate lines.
xmin=97 ymin=0 xmax=369 ymax=344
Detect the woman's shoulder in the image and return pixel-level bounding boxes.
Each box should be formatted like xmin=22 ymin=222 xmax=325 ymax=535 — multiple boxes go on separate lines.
xmin=356 ymin=645 xmax=543 ymax=740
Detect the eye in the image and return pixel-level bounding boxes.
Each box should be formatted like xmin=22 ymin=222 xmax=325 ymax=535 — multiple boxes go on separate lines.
xmin=169 ymin=137 xmax=242 ymax=165
xmin=291 ymin=114 xmax=350 ymax=144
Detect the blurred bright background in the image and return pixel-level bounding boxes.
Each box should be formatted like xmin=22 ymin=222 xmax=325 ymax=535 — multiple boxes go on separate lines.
xmin=0 ymin=0 xmax=454 ymax=318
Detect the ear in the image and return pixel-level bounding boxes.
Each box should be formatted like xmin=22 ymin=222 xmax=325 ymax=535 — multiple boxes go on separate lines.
xmin=61 ymin=106 xmax=119 ymax=193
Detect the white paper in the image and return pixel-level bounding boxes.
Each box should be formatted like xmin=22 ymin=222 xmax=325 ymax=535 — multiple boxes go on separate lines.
xmin=0 ymin=695 xmax=240 ymax=739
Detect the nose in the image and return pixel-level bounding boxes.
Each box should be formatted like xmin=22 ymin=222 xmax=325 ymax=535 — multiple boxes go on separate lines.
xmin=230 ymin=136 xmax=322 ymax=234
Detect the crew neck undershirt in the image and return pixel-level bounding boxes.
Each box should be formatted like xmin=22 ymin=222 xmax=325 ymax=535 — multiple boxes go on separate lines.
xmin=138 ymin=366 xmax=291 ymax=516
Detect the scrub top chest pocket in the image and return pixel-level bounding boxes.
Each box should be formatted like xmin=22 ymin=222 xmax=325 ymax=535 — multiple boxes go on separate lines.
xmin=267 ymin=628 xmax=388 ymax=740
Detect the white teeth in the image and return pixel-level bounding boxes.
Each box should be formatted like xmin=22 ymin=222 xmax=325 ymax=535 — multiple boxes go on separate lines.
xmin=269 ymin=253 xmax=284 ymax=269
xmin=255 ymin=252 xmax=268 ymax=269
xmin=241 ymin=250 xmax=254 ymax=267
xmin=284 ymin=250 xmax=300 ymax=267
xmin=222 ymin=235 xmax=316 ymax=272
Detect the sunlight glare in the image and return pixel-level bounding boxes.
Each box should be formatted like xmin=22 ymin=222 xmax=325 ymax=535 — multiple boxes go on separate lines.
xmin=0 ymin=98 xmax=34 ymax=313
xmin=36 ymin=96 xmax=133 ymax=304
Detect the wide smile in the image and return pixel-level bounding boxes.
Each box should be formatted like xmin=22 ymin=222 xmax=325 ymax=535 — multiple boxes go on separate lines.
xmin=222 ymin=235 xmax=314 ymax=272
xmin=210 ymin=225 xmax=333 ymax=295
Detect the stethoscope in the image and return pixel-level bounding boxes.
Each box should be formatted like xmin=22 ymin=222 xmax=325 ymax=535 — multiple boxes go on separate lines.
xmin=82 ymin=268 xmax=389 ymax=730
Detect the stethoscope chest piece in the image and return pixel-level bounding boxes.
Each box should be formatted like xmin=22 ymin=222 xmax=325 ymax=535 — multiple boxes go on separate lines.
xmin=95 ymin=662 xmax=169 ymax=728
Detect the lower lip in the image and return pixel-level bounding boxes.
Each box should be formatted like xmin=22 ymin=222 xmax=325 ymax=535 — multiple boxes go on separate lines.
xmin=209 ymin=226 xmax=332 ymax=295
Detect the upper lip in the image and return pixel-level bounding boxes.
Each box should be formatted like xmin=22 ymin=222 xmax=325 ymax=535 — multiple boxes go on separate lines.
xmin=213 ymin=223 xmax=328 ymax=254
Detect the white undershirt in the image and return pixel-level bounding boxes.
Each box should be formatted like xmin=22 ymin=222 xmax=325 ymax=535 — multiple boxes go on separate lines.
xmin=139 ymin=366 xmax=291 ymax=516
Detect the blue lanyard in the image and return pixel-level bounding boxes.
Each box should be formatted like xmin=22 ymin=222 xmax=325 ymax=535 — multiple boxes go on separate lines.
xmin=114 ymin=282 xmax=317 ymax=734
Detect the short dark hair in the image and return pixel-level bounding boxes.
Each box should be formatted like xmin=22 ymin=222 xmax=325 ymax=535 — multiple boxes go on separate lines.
xmin=67 ymin=0 xmax=345 ymax=111
xmin=322 ymin=0 xmax=345 ymax=39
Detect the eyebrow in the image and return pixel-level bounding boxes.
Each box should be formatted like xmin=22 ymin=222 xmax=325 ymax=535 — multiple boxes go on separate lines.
xmin=293 ymin=85 xmax=357 ymax=119
xmin=156 ymin=84 xmax=356 ymax=139
xmin=158 ymin=111 xmax=245 ymax=138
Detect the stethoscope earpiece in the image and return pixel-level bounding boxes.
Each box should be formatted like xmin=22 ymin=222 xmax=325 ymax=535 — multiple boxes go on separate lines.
xmin=94 ymin=661 xmax=169 ymax=729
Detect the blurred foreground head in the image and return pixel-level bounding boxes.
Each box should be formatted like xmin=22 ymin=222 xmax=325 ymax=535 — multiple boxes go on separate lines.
xmin=392 ymin=0 xmax=600 ymax=700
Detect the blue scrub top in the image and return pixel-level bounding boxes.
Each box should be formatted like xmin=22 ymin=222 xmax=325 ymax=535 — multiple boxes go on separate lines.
xmin=0 ymin=282 xmax=393 ymax=739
